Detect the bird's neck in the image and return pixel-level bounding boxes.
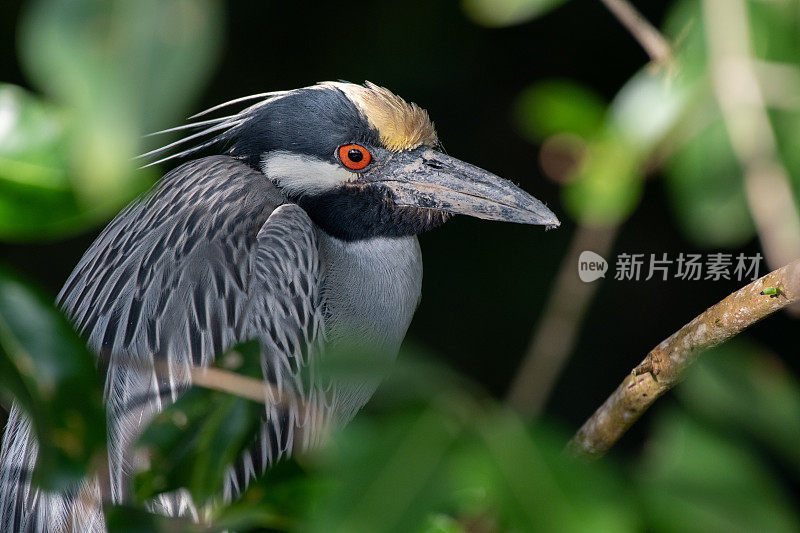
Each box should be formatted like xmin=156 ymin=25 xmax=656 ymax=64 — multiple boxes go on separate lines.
xmin=295 ymin=184 xmax=449 ymax=241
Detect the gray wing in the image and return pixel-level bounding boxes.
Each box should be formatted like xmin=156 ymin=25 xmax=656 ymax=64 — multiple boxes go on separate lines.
xmin=2 ymin=155 xmax=329 ymax=528
xmin=228 ymin=202 xmax=331 ymax=497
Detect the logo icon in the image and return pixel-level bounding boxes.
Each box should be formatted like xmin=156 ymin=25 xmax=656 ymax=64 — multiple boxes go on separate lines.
xmin=578 ymin=251 xmax=608 ymax=282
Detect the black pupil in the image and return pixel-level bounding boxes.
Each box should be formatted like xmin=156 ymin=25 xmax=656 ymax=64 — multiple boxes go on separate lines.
xmin=348 ymin=148 xmax=364 ymax=162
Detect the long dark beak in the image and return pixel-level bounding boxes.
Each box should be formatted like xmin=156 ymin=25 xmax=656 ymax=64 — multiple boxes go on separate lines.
xmin=373 ymin=147 xmax=559 ymax=228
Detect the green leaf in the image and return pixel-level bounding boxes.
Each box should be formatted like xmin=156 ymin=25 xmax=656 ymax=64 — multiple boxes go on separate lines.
xmin=465 ymin=413 xmax=639 ymax=533
xmin=418 ymin=514 xmax=465 ymax=533
xmin=514 ymin=80 xmax=607 ymax=143
xmin=462 ymin=0 xmax=568 ymax=28
xmin=111 ymin=460 xmax=315 ymax=532
xmin=210 ymin=459 xmax=316 ymax=532
xmin=562 ymin=133 xmax=643 ymax=225
xmin=513 ymin=78 xmax=673 ymax=226
xmin=665 ymin=118 xmax=755 ymax=247
xmin=659 ymin=0 xmax=755 ymax=248
xmin=0 ymin=269 xmax=106 ymax=491
xmin=133 ymin=340 xmax=265 ymax=507
xmin=638 ymin=409 xmax=800 ymax=533
xmin=747 ymin=0 xmax=800 ymax=65
xmin=307 ymin=405 xmax=460 ymax=533
xmin=104 ymin=504 xmax=196 ymax=533
xmin=310 ymin=345 xmax=640 ymax=533
xmin=18 ymin=0 xmax=223 ymax=134
xmin=0 ymin=85 xmax=68 ymax=188
xmin=676 ymin=341 xmax=800 ymax=473
xmin=660 ymin=0 xmax=800 ymax=247
xmin=3 ymin=0 xmax=223 ymax=241
xmin=663 ymin=0 xmax=708 ymax=81
xmin=771 ymin=105 xmax=800 ymax=209
xmin=610 ymin=69 xmax=690 ymax=156
xmin=0 ymin=84 xmax=104 ymax=241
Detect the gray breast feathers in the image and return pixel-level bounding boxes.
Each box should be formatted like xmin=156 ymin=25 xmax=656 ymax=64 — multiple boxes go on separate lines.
xmin=318 ymin=233 xmax=423 ymax=424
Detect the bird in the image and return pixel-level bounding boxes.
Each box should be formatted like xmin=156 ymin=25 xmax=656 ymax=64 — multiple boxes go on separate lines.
xmin=0 ymin=81 xmax=559 ymax=531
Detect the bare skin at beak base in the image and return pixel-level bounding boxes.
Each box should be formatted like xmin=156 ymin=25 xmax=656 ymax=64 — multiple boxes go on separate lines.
xmin=373 ymin=147 xmax=560 ymax=229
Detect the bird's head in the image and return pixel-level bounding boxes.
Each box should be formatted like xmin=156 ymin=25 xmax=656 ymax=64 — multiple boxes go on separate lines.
xmin=144 ymin=81 xmax=559 ymax=241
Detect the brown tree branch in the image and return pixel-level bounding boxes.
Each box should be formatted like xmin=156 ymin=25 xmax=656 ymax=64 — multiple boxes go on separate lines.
xmin=598 ymin=0 xmax=672 ymax=65
xmin=567 ymin=258 xmax=800 ymax=460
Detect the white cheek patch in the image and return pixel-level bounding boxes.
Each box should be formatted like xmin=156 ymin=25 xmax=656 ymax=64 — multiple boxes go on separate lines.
xmin=261 ymin=150 xmax=354 ymax=197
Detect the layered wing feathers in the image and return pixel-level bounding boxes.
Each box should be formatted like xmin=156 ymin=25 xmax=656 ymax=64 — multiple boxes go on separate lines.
xmin=1 ymin=155 xmax=328 ymax=530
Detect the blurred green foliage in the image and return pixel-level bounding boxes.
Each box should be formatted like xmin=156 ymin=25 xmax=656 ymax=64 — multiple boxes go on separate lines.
xmin=1 ymin=0 xmax=800 ymax=531
xmin=0 ymin=84 xmax=72 ymax=239
xmin=506 ymin=0 xmax=800 ymax=248
xmin=0 ymin=269 xmax=105 ymax=491
xmin=0 ymin=0 xmax=221 ymax=240
xmin=99 ymin=342 xmax=799 ymax=532
xmin=514 ymin=81 xmax=607 ymax=142
xmin=134 ymin=341 xmax=265 ymax=507
xmin=461 ymin=0 xmax=568 ymax=28
xmin=674 ymin=341 xmax=800 ymax=472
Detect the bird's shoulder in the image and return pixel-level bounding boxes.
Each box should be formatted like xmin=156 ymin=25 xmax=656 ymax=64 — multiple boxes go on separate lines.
xmin=54 ymin=155 xmax=328 ymax=503
xmin=57 ymin=155 xmax=320 ymax=362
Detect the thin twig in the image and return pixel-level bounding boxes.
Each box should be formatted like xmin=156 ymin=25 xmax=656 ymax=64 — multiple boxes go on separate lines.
xmin=108 ymin=355 xmax=303 ymax=412
xmin=190 ymin=366 xmax=284 ymax=405
xmin=188 ymin=365 xmax=329 ymax=446
xmin=599 ymin=0 xmax=672 ymax=65
xmin=567 ymin=258 xmax=800 ymax=459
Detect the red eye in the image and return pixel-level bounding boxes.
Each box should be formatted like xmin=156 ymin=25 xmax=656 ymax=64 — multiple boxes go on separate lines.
xmin=338 ymin=144 xmax=372 ymax=170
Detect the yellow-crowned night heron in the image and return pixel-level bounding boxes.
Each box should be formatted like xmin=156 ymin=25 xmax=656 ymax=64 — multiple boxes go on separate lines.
xmin=0 ymin=81 xmax=558 ymax=531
